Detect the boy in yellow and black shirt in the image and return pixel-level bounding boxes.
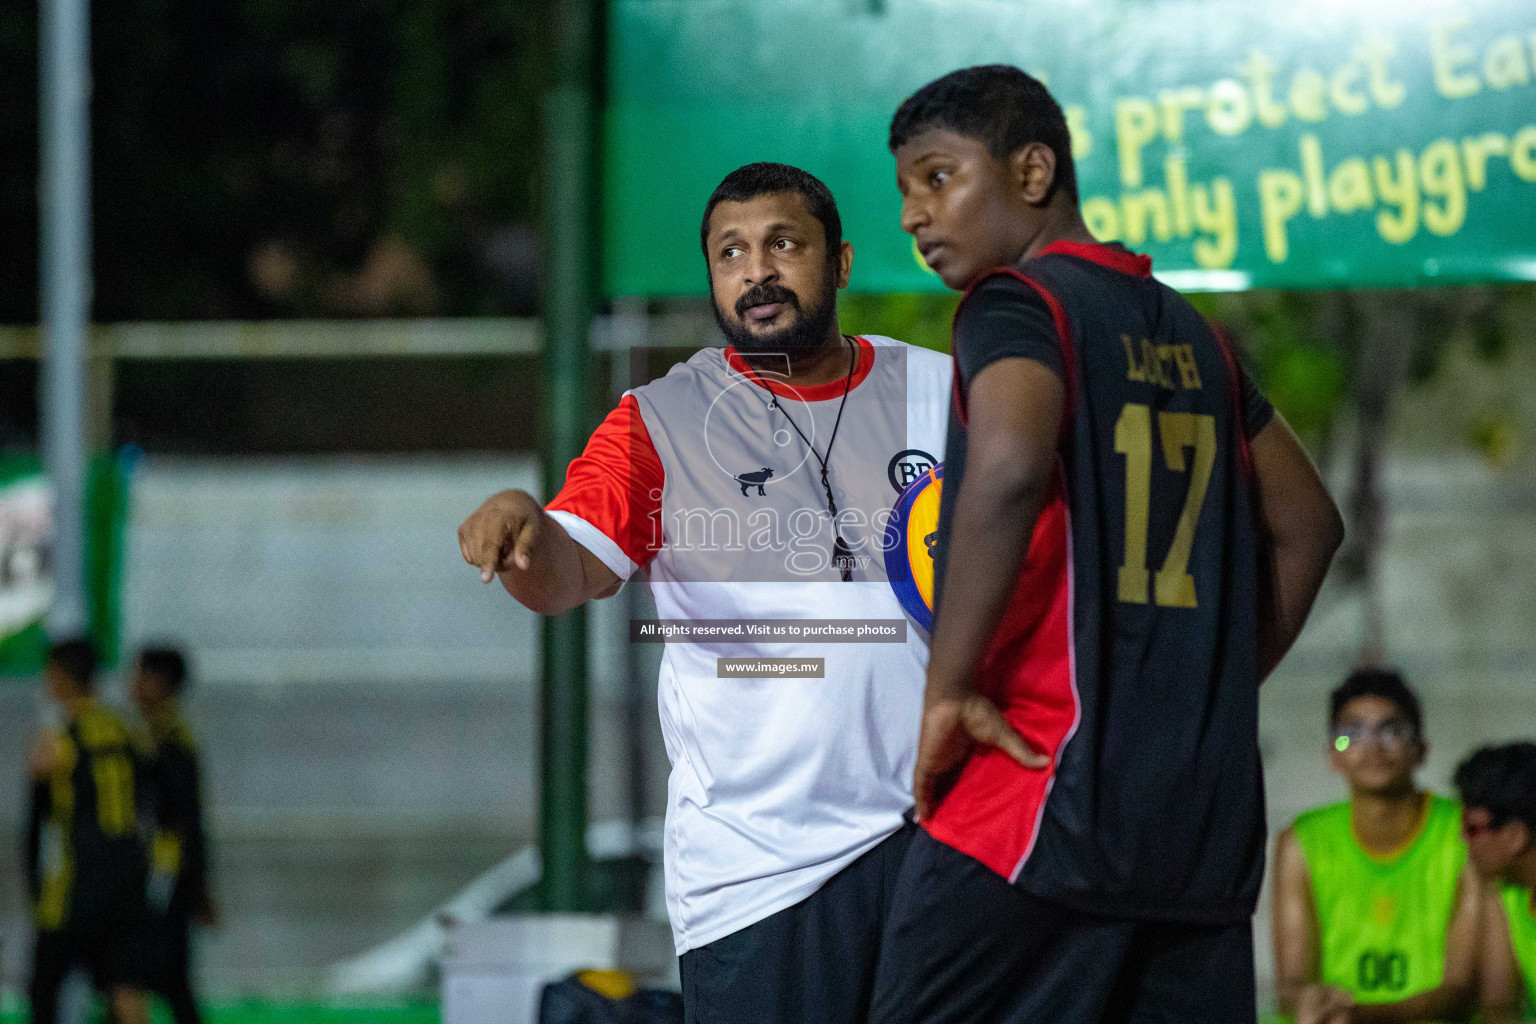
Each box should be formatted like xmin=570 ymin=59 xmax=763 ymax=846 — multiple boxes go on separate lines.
xmin=129 ymin=647 xmax=214 ymax=1024
xmin=24 ymin=638 xmax=150 ymax=1024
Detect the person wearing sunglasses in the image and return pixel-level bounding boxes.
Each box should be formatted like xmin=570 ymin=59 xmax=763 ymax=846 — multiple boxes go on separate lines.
xmin=1454 ymin=743 xmax=1536 ymax=1024
xmin=1272 ymin=668 xmax=1482 ymax=1024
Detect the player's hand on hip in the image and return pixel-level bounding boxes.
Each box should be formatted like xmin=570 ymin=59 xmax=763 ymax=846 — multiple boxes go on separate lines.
xmin=458 ymin=489 xmax=544 ymax=583
xmin=913 ymin=694 xmax=1049 ymax=821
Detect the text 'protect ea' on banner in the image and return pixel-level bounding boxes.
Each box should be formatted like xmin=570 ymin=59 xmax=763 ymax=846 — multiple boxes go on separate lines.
xmin=606 ymin=0 xmax=1536 ymax=295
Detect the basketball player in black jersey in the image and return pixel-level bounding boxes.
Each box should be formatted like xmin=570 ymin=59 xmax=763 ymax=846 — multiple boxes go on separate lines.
xmin=869 ymin=66 xmax=1344 ymax=1023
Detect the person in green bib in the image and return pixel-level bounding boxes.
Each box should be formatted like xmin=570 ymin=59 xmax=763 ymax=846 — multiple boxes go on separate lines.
xmin=1273 ymin=668 xmax=1482 ymax=1024
xmin=1454 ymin=743 xmax=1536 ymax=1023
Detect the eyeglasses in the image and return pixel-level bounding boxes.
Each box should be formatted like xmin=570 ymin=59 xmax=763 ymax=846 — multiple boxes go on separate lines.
xmin=1332 ymin=720 xmax=1417 ymax=753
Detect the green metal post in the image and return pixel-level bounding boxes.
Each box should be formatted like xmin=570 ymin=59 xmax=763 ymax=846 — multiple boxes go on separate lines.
xmin=540 ymin=0 xmax=601 ymax=912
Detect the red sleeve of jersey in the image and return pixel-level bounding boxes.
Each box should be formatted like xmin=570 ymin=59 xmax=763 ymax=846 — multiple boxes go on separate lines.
xmin=546 ymin=393 xmax=665 ymax=569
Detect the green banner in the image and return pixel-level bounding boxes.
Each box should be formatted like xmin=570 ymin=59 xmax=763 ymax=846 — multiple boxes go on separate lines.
xmin=0 ymin=455 xmax=52 ymax=670
xmin=605 ymin=0 xmax=1536 ymax=295
xmin=85 ymin=449 xmax=134 ymax=669
xmin=0 ymin=450 xmax=134 ymax=676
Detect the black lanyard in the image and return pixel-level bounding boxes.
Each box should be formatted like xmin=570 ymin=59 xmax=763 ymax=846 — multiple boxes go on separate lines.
xmin=760 ymin=335 xmax=859 ymax=582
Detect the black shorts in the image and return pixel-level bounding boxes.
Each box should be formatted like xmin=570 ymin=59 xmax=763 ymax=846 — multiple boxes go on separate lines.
xmin=870 ymin=829 xmax=1256 ymax=1024
xmin=126 ymin=911 xmax=192 ymax=989
xmin=31 ymin=920 xmax=145 ymax=994
xmin=678 ymin=822 xmax=915 ymax=1024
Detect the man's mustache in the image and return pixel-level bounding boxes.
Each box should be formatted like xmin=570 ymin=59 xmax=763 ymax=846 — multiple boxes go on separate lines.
xmin=735 ymin=284 xmax=800 ymax=319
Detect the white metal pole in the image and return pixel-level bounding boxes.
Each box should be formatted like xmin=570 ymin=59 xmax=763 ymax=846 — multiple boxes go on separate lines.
xmin=609 ymin=296 xmax=648 ymax=834
xmin=38 ymin=0 xmax=92 ymax=636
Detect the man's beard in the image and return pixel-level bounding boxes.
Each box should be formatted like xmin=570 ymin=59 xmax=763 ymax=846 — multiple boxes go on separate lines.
xmin=714 ymin=272 xmax=839 ymax=355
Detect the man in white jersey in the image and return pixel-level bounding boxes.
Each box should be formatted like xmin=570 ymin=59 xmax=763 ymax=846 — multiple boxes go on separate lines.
xmin=459 ymin=162 xmax=951 ymax=1023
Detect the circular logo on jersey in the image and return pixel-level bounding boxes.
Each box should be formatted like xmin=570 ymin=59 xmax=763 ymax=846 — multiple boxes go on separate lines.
xmin=887 ymin=448 xmax=938 ymax=493
xmin=883 ymin=464 xmax=943 ymax=632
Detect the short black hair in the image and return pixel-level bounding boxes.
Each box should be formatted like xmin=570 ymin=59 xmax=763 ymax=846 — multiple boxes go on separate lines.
xmin=700 ymin=162 xmax=842 ymax=260
xmin=139 ymin=647 xmax=188 ymax=695
xmin=1329 ymin=667 xmax=1423 ymax=738
xmin=1455 ymin=743 xmax=1536 ymax=832
xmin=47 ymin=637 xmax=97 ymax=693
xmin=889 ymin=65 xmax=1079 ymax=203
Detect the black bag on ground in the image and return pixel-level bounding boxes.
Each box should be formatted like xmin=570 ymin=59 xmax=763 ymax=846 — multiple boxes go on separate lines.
xmin=539 ymin=969 xmax=683 ymax=1024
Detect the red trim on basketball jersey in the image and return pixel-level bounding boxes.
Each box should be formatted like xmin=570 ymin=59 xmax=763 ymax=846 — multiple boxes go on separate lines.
xmin=1209 ymin=323 xmax=1256 ymax=484
xmin=955 ymin=267 xmax=1078 ymax=441
xmin=546 ymin=393 xmax=666 ymax=568
xmin=1037 ymin=240 xmax=1153 ymax=278
xmin=921 ymin=474 xmax=1078 ymax=881
xmin=724 ymin=334 xmax=875 ymax=402
xmin=1001 ymin=271 xmax=1076 ymax=440
xmin=1013 ymin=484 xmax=1081 ymax=881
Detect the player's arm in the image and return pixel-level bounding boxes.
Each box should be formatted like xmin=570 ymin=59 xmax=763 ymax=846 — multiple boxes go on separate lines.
xmin=459 ymin=490 xmax=621 ymax=615
xmin=23 ymin=780 xmax=46 ymax=903
xmin=23 ymin=731 xmax=61 ymax=903
xmin=1273 ymin=825 xmax=1327 ymax=1016
xmin=1478 ymin=883 xmax=1523 ymax=1024
xmin=1350 ymin=863 xmax=1482 ymax=1022
xmin=164 ymin=743 xmax=217 ymax=924
xmin=914 ymin=354 xmax=1060 ymax=818
xmin=459 ymin=395 xmax=660 ymax=615
xmin=1249 ymin=412 xmax=1344 ymax=680
xmin=27 ymin=729 xmax=63 ymax=780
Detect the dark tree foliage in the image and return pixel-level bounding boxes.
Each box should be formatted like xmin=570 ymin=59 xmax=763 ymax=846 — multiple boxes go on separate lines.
xmin=0 ymin=2 xmax=40 ymax=324
xmin=2 ymin=0 xmax=548 ymax=323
